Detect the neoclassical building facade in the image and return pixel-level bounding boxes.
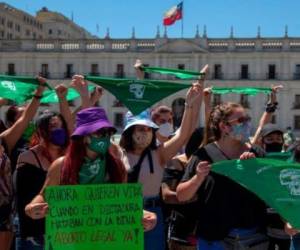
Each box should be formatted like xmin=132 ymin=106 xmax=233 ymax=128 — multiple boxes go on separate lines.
xmin=0 ymin=28 xmax=300 ymax=135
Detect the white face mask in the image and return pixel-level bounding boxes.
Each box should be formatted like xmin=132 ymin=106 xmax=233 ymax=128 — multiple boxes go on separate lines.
xmin=132 ymin=131 xmax=153 ymax=149
xmin=157 ymin=123 xmax=173 ymax=138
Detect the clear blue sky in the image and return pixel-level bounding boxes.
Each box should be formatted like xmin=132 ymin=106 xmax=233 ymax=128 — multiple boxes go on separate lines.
xmin=6 ymin=0 xmax=300 ymax=38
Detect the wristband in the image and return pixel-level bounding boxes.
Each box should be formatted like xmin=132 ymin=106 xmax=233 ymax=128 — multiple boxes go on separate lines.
xmin=33 ymin=95 xmax=42 ymax=99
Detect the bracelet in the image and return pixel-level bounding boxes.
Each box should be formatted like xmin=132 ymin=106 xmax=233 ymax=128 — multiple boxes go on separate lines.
xmin=265 ymin=103 xmax=278 ymax=113
xmin=184 ymin=102 xmax=193 ymax=108
xmin=33 ymin=95 xmax=42 ymax=99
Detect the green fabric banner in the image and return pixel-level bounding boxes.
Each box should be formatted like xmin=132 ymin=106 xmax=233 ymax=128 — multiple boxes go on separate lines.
xmin=212 ymin=158 xmax=300 ymax=228
xmin=212 ymin=87 xmax=272 ymax=95
xmin=86 ymin=76 xmax=191 ymax=115
xmin=142 ymin=66 xmax=205 ymax=79
xmin=265 ymin=152 xmax=293 ymax=162
xmin=41 ymin=85 xmax=95 ymax=103
xmin=0 ymin=75 xmax=52 ymax=104
xmin=45 ymin=184 xmax=143 ymax=250
xmin=0 ymin=75 xmax=39 ymax=103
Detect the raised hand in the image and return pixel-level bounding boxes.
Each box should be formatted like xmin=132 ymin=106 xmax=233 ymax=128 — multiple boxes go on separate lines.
xmin=185 ymin=81 xmax=204 ymax=107
xmin=36 ymin=76 xmax=47 ymax=96
xmin=55 ymin=84 xmax=68 ymax=100
xmin=70 ymin=75 xmax=89 ymax=97
xmin=90 ymin=86 xmax=103 ymax=106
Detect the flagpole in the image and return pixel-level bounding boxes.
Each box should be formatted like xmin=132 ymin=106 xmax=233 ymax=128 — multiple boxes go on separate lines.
xmin=181 ymin=1 xmax=184 ymax=38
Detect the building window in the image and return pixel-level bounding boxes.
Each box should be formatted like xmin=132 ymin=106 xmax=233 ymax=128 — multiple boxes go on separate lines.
xmin=268 ymin=64 xmax=276 ymax=79
xmin=0 ymin=30 xmax=4 ymax=38
xmin=40 ymin=64 xmax=49 ymax=78
xmin=48 ymin=29 xmax=52 ymax=35
xmin=294 ymin=116 xmax=300 ymax=130
xmin=114 ymin=113 xmax=124 ymax=127
xmin=90 ymin=64 xmax=99 ymax=76
xmin=115 ymin=64 xmax=124 ymax=78
xmin=178 ymin=64 xmax=185 ymax=70
xmin=26 ymin=29 xmax=30 ymax=36
xmin=240 ymin=64 xmax=249 ymax=79
xmin=240 ymin=94 xmax=250 ymax=108
xmin=1 ymin=17 xmax=5 ymax=25
xmin=65 ymin=64 xmax=74 ymax=78
xmin=293 ymin=95 xmax=300 ymax=109
xmin=212 ymin=94 xmax=222 ymax=107
xmin=214 ymin=64 xmax=223 ymax=79
xmin=294 ymin=64 xmax=300 ymax=80
xmin=7 ymin=63 xmax=15 ymax=75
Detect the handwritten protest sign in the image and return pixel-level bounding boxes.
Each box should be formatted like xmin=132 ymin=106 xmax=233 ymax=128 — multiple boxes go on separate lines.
xmin=45 ymin=184 xmax=143 ymax=250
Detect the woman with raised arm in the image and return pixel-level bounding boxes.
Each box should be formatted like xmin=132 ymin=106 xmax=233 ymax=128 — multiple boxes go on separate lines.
xmin=119 ymin=80 xmax=203 ymax=250
xmin=177 ymin=102 xmax=268 ymax=250
xmin=0 ymin=77 xmax=46 ymax=250
xmin=14 ymin=84 xmax=74 ymax=250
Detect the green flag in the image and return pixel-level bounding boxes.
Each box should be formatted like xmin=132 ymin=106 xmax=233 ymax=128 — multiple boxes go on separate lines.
xmin=41 ymin=85 xmax=95 ymax=103
xmin=212 ymin=158 xmax=300 ymax=228
xmin=45 ymin=184 xmax=143 ymax=250
xmin=0 ymin=75 xmax=53 ymax=104
xmin=86 ymin=76 xmax=191 ymax=115
xmin=212 ymin=87 xmax=272 ymax=95
xmin=0 ymin=75 xmax=40 ymax=103
xmin=142 ymin=66 xmax=205 ymax=79
xmin=265 ymin=152 xmax=293 ymax=162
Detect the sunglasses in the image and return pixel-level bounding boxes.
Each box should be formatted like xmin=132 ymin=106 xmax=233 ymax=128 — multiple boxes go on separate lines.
xmin=227 ymin=115 xmax=251 ymax=125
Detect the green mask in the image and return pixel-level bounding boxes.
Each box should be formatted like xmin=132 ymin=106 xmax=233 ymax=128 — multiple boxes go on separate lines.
xmin=22 ymin=122 xmax=36 ymax=140
xmin=88 ymin=136 xmax=110 ymax=155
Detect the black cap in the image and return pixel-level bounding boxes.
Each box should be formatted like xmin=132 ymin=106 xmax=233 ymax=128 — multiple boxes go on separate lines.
xmin=260 ymin=123 xmax=283 ymax=138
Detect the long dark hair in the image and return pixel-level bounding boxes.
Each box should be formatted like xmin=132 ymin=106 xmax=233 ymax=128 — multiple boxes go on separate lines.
xmin=202 ymin=102 xmax=243 ymax=146
xmin=30 ymin=112 xmax=69 ymax=148
xmin=61 ymin=137 xmax=127 ymax=185
xmin=119 ymin=125 xmax=157 ymax=152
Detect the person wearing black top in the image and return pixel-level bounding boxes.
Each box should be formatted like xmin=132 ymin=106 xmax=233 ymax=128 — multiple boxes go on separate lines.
xmin=177 ymin=102 xmax=268 ymax=250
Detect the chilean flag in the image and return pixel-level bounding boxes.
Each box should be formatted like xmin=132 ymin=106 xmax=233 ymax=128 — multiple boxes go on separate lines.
xmin=163 ymin=2 xmax=183 ymax=26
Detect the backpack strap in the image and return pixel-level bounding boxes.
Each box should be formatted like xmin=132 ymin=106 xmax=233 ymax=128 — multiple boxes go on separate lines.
xmin=204 ymin=143 xmax=229 ymax=162
xmin=127 ymin=148 xmax=154 ymax=183
xmin=30 ymin=149 xmax=43 ymax=170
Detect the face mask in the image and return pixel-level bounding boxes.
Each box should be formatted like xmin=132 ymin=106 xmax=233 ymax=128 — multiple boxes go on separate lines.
xmin=22 ymin=122 xmax=36 ymax=140
xmin=157 ymin=123 xmax=173 ymax=138
xmin=229 ymin=122 xmax=251 ymax=143
xmin=265 ymin=142 xmax=283 ymax=153
xmin=50 ymin=128 xmax=67 ymax=146
xmin=132 ymin=131 xmax=153 ymax=149
xmin=88 ymin=136 xmax=111 ymax=155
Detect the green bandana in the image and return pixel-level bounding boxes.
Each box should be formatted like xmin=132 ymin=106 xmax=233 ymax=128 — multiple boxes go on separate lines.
xmin=211 ymin=87 xmax=272 ymax=96
xmin=79 ymin=157 xmax=106 ymax=184
xmin=88 ymin=136 xmax=110 ymax=155
xmin=265 ymin=152 xmax=293 ymax=161
xmin=40 ymin=85 xmax=95 ymax=103
xmin=141 ymin=66 xmax=205 ymax=79
xmin=212 ymin=158 xmax=300 ymax=228
xmin=0 ymin=75 xmax=40 ymax=103
xmin=22 ymin=122 xmax=36 ymax=141
xmin=86 ymin=76 xmax=190 ymax=115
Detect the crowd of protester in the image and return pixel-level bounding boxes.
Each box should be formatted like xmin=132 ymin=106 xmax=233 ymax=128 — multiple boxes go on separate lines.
xmin=0 ymin=61 xmax=299 ymax=250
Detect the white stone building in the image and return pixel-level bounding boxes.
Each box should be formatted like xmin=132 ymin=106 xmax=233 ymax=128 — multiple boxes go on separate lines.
xmin=0 ymin=3 xmax=299 ymax=135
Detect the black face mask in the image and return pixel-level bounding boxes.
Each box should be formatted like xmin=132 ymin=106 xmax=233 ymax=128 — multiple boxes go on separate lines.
xmin=265 ymin=142 xmax=283 ymax=153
